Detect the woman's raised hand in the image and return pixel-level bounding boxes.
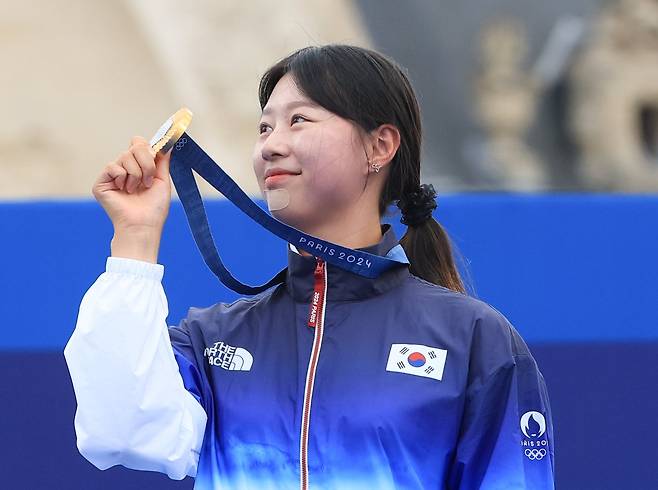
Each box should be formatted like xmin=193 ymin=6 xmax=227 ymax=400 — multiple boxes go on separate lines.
xmin=92 ymin=136 xmax=172 ymax=262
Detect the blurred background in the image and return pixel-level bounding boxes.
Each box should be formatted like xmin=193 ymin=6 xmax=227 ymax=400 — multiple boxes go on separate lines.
xmin=1 ymin=0 xmax=657 ymax=489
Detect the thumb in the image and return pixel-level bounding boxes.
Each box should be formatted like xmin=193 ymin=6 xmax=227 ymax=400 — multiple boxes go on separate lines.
xmin=154 ymin=148 xmax=171 ymax=182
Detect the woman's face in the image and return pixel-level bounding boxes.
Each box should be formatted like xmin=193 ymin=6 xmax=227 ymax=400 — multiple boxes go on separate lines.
xmin=252 ymin=73 xmax=371 ymax=230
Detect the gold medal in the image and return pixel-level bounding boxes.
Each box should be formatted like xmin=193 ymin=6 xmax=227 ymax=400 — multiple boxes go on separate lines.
xmin=149 ymin=107 xmax=193 ymax=154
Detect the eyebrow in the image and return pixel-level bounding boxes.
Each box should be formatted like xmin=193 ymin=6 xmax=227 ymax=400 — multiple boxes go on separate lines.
xmin=261 ymin=100 xmax=319 ymax=116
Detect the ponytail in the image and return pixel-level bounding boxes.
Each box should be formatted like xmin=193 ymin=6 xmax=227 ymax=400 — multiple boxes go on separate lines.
xmin=392 ymin=184 xmax=466 ymax=293
xmin=399 ymin=217 xmax=466 ymax=293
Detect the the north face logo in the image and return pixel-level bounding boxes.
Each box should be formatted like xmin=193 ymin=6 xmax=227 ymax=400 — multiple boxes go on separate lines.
xmin=203 ymin=341 xmax=253 ymax=371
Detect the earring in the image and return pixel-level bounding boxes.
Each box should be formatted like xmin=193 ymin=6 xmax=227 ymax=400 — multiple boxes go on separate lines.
xmin=371 ymin=162 xmax=381 ymax=173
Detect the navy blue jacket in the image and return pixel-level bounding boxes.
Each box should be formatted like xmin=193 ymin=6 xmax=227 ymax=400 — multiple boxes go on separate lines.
xmin=168 ymin=225 xmax=555 ymax=489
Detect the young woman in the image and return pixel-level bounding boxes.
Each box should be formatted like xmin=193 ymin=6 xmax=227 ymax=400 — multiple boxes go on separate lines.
xmin=65 ymin=45 xmax=555 ymax=489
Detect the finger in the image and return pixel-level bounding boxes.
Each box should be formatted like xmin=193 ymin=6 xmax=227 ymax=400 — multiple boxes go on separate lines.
xmin=131 ymin=143 xmax=157 ymax=188
xmin=95 ymin=162 xmax=127 ymax=191
xmin=106 ymin=163 xmax=128 ymax=191
xmin=154 ymin=147 xmax=171 ymax=182
xmin=120 ymin=152 xmax=143 ymax=194
xmin=129 ymin=135 xmax=149 ymax=150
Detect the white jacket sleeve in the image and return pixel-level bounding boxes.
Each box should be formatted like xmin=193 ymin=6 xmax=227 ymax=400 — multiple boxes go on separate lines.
xmin=63 ymin=257 xmax=207 ymax=480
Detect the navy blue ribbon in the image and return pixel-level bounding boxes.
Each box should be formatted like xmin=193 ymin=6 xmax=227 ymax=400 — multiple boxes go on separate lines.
xmin=169 ymin=133 xmax=408 ymax=294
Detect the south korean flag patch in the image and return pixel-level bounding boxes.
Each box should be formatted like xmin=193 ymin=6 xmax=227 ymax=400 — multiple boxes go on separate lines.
xmin=386 ymin=343 xmax=448 ymax=381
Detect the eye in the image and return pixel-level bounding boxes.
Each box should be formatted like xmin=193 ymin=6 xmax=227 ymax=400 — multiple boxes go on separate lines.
xmin=258 ymin=123 xmax=271 ymax=135
xmin=291 ymin=114 xmax=308 ymax=124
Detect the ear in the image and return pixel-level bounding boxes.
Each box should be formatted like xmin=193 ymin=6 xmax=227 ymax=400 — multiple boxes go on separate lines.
xmin=368 ymin=124 xmax=401 ymax=171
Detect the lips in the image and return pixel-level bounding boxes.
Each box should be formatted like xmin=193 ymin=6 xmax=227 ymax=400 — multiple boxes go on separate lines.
xmin=264 ymin=167 xmax=301 ymax=179
xmin=264 ymin=174 xmax=298 ymax=187
xmin=264 ymin=168 xmax=301 ymax=187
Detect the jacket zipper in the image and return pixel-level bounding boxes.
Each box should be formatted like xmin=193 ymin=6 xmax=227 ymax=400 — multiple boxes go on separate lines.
xmin=300 ymin=258 xmax=327 ymax=490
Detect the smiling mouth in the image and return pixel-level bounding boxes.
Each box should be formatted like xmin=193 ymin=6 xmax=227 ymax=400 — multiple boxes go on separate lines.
xmin=264 ymin=173 xmax=298 ymax=187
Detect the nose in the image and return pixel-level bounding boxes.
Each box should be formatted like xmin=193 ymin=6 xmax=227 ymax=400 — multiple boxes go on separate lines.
xmin=260 ymin=127 xmax=291 ymax=161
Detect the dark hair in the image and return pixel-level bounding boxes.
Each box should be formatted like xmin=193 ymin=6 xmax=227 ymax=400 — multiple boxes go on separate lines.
xmin=258 ymin=44 xmax=465 ymax=294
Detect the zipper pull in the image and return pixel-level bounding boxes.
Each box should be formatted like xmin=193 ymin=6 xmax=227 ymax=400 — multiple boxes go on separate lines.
xmin=307 ymin=258 xmax=326 ymax=328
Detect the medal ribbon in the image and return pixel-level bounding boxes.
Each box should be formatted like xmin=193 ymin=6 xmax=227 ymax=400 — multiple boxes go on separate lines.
xmin=169 ymin=133 xmax=409 ymax=294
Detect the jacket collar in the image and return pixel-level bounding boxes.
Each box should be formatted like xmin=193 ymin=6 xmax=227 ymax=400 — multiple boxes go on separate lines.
xmin=284 ymin=224 xmax=410 ymax=302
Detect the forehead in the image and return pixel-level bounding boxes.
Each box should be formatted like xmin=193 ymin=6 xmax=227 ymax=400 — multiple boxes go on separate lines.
xmin=262 ymin=74 xmax=315 ymax=113
xmin=269 ymin=73 xmax=303 ymax=99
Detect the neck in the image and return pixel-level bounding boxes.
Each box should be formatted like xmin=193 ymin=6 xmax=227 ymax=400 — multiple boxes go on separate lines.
xmin=297 ymin=219 xmax=383 ymax=257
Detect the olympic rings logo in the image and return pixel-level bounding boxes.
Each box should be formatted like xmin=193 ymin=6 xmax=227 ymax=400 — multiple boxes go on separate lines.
xmin=524 ymin=448 xmax=547 ymax=460
xmin=175 ymin=138 xmax=188 ymax=151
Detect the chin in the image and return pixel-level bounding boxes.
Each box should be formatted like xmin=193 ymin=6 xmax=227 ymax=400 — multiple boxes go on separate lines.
xmin=271 ymin=206 xmax=311 ymax=231
xmin=270 ymin=206 xmax=297 ymax=224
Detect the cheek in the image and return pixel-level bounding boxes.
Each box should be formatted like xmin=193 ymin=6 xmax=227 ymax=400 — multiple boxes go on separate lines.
xmin=252 ymin=146 xmax=265 ymax=183
xmin=299 ymin=128 xmax=365 ymax=197
xmin=251 ymin=145 xmax=261 ymax=174
xmin=252 ymin=149 xmax=271 ymax=202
